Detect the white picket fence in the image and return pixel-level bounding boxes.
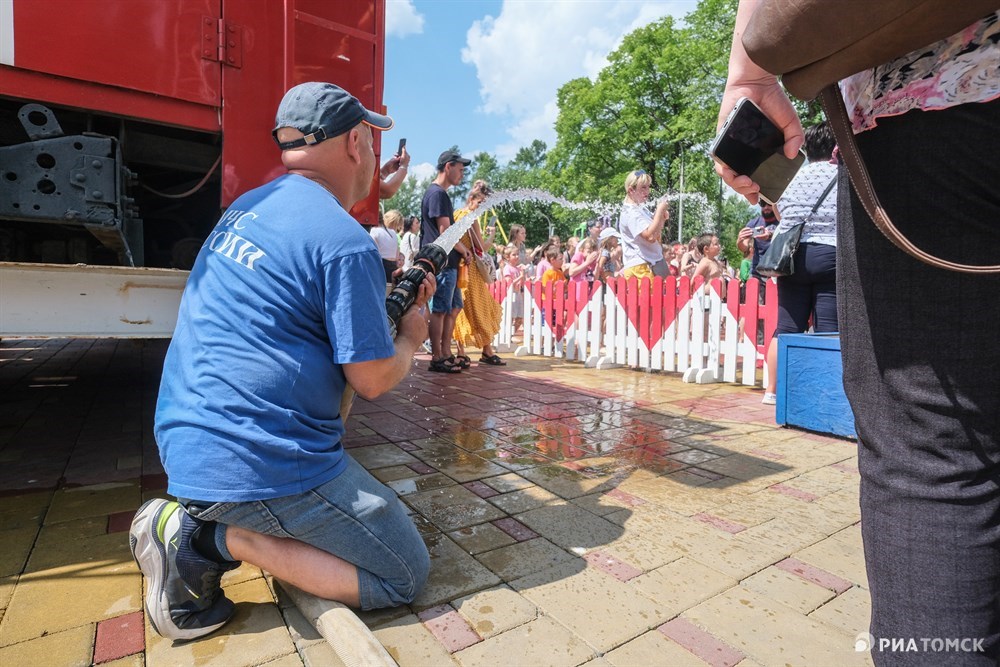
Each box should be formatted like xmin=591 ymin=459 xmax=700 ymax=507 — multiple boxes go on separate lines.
xmin=490 ymin=276 xmax=778 ymax=387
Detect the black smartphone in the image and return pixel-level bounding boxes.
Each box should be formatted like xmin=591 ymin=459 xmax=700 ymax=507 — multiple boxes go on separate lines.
xmin=710 ymin=98 xmax=805 ymax=205
xmin=396 ymin=138 xmax=406 ymax=156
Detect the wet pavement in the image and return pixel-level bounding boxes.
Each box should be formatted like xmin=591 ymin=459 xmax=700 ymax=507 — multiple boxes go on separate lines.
xmin=0 ymin=338 xmax=873 ymax=666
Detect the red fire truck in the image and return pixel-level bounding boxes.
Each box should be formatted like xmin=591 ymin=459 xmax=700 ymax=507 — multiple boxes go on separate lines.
xmin=0 ymin=0 xmax=387 ymax=336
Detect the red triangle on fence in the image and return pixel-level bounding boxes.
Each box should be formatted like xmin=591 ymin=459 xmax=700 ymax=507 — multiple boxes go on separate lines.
xmin=606 ymin=276 xmax=694 ymax=350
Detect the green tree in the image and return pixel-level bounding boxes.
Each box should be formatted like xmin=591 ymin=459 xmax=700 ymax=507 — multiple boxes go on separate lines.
xmin=382 ymin=173 xmax=432 ymax=219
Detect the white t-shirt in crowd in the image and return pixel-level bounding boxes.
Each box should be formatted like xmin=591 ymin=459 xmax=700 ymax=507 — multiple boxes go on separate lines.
xmin=369 ymin=226 xmax=399 ymax=261
xmin=618 ymin=203 xmax=662 ymax=268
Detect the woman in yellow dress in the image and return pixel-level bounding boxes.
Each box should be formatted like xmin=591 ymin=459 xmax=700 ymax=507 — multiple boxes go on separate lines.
xmin=453 ymin=180 xmax=505 ymax=366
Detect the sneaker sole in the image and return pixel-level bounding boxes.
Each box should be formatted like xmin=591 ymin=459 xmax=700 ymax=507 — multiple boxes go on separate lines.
xmin=129 ymin=499 xmax=230 ymax=641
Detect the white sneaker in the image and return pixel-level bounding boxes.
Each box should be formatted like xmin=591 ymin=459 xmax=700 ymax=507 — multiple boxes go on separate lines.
xmin=421 ymin=340 xmax=433 ymax=355
xmin=761 ymin=392 xmax=777 ymax=405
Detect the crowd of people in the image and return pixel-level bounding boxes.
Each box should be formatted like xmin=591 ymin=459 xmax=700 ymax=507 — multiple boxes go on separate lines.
xmin=129 ymin=3 xmax=999 ymax=659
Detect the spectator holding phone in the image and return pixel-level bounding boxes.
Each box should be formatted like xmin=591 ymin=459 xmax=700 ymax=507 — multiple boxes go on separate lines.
xmin=736 ymin=202 xmax=778 ymax=281
xmin=378 ymin=141 xmax=410 ymax=200
xmin=718 ymin=4 xmax=1000 ymax=662
xmin=619 ymin=170 xmax=671 ymax=279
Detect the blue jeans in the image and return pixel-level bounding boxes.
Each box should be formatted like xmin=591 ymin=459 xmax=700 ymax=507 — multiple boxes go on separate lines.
xmin=430 ymin=267 xmax=463 ymax=314
xmin=841 ymin=100 xmax=1000 ymax=665
xmin=185 ymin=456 xmax=429 ymax=610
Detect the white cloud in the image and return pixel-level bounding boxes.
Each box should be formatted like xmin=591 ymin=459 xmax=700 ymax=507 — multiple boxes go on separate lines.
xmin=462 ymin=0 xmax=697 ymax=158
xmin=386 ymin=0 xmax=424 ymax=38
xmin=407 ymin=162 xmax=436 ymax=183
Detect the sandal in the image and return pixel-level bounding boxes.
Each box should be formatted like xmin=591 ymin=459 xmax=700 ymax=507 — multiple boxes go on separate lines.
xmin=429 ymin=358 xmax=462 ymax=373
xmin=449 ymin=354 xmax=472 ymax=369
xmin=479 ymin=354 xmax=506 ymax=366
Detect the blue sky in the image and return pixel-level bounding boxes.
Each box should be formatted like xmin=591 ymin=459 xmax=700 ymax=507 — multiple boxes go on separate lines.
xmin=381 ymin=0 xmax=699 ymax=182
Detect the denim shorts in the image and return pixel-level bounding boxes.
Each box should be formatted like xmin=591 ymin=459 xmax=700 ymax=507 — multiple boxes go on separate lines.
xmin=430 ymin=267 xmax=463 ymax=314
xmin=184 ymin=456 xmax=429 ymax=610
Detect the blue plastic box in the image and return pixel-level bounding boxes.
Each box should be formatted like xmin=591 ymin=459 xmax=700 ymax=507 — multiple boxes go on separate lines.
xmin=775 ymin=333 xmax=856 ymax=439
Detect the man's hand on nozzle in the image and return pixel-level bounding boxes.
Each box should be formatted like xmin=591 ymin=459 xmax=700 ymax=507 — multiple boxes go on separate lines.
xmin=397 ymin=273 xmax=434 ymax=348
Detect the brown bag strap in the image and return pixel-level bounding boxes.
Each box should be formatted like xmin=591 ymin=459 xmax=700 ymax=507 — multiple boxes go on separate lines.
xmin=820 ymin=85 xmax=1000 ymax=274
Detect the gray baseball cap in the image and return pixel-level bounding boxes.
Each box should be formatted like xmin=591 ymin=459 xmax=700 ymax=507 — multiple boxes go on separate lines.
xmin=272 ymin=82 xmax=393 ymax=150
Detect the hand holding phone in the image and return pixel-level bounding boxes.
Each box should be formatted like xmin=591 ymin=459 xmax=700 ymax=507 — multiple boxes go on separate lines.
xmin=396 ymin=138 xmax=406 ymax=157
xmin=710 ymin=98 xmax=804 ymax=205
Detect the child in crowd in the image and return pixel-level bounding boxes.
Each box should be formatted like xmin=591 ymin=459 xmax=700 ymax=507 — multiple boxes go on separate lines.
xmin=567 ymin=237 xmax=599 ymax=284
xmin=540 ymin=246 xmax=565 ymax=326
xmin=502 ymin=245 xmax=525 ymax=337
xmin=596 ymin=228 xmax=621 ymax=281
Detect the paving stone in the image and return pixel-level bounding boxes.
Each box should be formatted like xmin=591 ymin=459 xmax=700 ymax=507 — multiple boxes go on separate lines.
xmin=659 ymin=617 xmax=745 ymax=667
xmin=424 ymin=454 xmax=509 ymax=483
xmin=404 ymin=485 xmax=506 ymax=532
xmin=452 ymin=585 xmax=537 ymax=639
xmin=0 ymin=556 xmax=140 ymax=646
xmin=515 ymin=502 xmax=623 ymax=553
xmin=25 ymin=515 xmax=134 ymax=573
xmin=417 ymin=604 xmax=481 ymax=652
xmin=492 ymin=517 xmax=538 ymax=542
xmin=448 ymin=523 xmax=516 ymax=555
xmin=519 ymin=465 xmax=615 ymax=499
xmin=513 ymin=563 xmax=667 ymax=652
xmin=371 ymin=613 xmax=459 ymax=667
xmin=0 ymin=623 xmax=94 ymax=666
xmin=741 ymin=566 xmax=835 ymax=614
xmin=605 ymin=629 xmax=711 ymax=666
xmin=353 ymin=604 xmax=413 ymax=630
xmin=599 ymin=533 xmax=678 ymax=572
xmin=631 ymin=557 xmax=736 ymax=617
xmin=480 ymin=473 xmax=534 ymax=494
xmin=476 ymin=538 xmax=577 ymax=581
xmin=372 ymin=464 xmax=424 ymax=483
xmin=300 ymin=641 xmax=347 ymax=667
xmin=808 ymin=587 xmax=872 ymax=638
xmin=145 ymin=578 xmax=293 ymax=666
xmin=93 ymin=610 xmax=145 ymax=663
xmin=349 ymin=443 xmax=419 ymax=470
xmin=0 ymin=526 xmax=36 ymax=577
xmin=0 ymin=575 xmax=14 ymax=615
xmin=100 ymin=654 xmax=146 ymax=667
xmin=795 ymin=526 xmax=869 ymax=589
xmin=683 ymin=586 xmax=867 ymax=666
xmin=0 ymin=491 xmax=50 ymax=530
xmin=453 ymin=615 xmax=593 ymax=667
xmin=261 ymin=652 xmax=307 ymax=667
xmin=387 ymin=473 xmax=456 ymax=497
xmin=487 ymin=485 xmax=560 ymax=514
xmin=45 ymin=482 xmax=141 ymax=525
xmin=412 ymin=533 xmax=501 ymax=609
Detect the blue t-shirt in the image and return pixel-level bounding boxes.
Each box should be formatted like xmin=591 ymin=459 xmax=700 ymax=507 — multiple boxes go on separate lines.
xmin=420 ymin=183 xmax=460 ymax=269
xmin=155 ymin=174 xmax=394 ymax=502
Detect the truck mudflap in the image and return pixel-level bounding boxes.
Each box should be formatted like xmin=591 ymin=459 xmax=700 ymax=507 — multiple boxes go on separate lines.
xmin=0 ymin=104 xmax=143 ymax=265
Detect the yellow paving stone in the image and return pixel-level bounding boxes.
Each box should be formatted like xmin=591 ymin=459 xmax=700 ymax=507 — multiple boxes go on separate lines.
xmin=631 ymin=557 xmax=737 ymax=617
xmin=741 ymin=566 xmax=835 ymax=614
xmin=45 ymin=482 xmax=141 ymax=525
xmin=0 ymin=623 xmax=94 ymax=666
xmin=604 ymin=630 xmax=711 ymax=666
xmin=617 ymin=478 xmax=736 ymax=516
xmin=514 ymin=564 xmax=667 ymax=652
xmin=0 ymin=558 xmax=140 ymax=645
xmin=371 ymin=613 xmax=459 ymax=667
xmin=0 ymin=575 xmax=15 ymax=615
xmin=570 ymin=491 xmax=637 ymax=517
xmin=453 ymin=615 xmax=593 ymax=667
xmin=145 ymin=579 xmax=293 ymax=667
xmin=452 ymin=585 xmax=537 ymax=639
xmin=25 ymin=516 xmax=135 ymax=574
xmin=736 ymin=517 xmax=829 ymax=554
xmin=448 ymin=523 xmax=516 ymax=555
xmin=487 ymin=485 xmax=561 ymax=514
xmin=100 ymin=655 xmax=145 ymax=667
xmin=808 ymin=587 xmax=872 ymax=638
xmin=222 ymin=562 xmax=265 ymax=589
xmin=279 ymin=602 xmax=324 ymax=649
xmin=795 ymin=526 xmax=869 ymax=589
xmin=686 ymin=533 xmax=792 ymax=581
xmin=0 ymin=491 xmax=50 ymax=530
xmin=696 ymin=455 xmax=796 ymax=485
xmin=578 ymin=657 xmax=613 ymax=667
xmin=599 ymin=533 xmax=677 ymax=572
xmin=684 ymin=586 xmax=865 ymax=666
xmin=0 ymin=526 xmax=37 ymax=577
xmin=300 ymin=641 xmax=347 ymax=667
xmin=260 ymin=652 xmax=306 ymax=666
xmin=413 ymin=533 xmax=503 ymax=608
xmin=354 ymin=603 xmax=412 ymax=630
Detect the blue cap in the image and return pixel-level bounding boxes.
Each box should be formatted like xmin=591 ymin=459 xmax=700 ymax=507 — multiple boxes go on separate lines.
xmin=272 ymin=82 xmax=393 ymax=150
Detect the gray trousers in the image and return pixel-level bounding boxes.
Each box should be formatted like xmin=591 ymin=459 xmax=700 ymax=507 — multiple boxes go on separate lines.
xmin=839 ymin=99 xmax=1000 ymax=666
